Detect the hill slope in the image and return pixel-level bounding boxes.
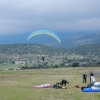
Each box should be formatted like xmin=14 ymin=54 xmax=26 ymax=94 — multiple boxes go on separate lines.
xmin=49 ymin=33 xmax=100 ymax=48
xmin=0 ymin=43 xmax=100 ymax=69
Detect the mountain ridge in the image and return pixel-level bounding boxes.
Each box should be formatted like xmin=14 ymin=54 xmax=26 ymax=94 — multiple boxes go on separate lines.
xmin=47 ymin=33 xmax=100 ymax=48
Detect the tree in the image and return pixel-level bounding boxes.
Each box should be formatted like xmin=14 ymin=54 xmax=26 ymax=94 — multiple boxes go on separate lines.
xmin=72 ymin=62 xmax=80 ymax=67
xmin=53 ymin=65 xmax=58 ymax=68
xmin=12 ymin=61 xmax=15 ymax=64
xmin=60 ymin=63 xmax=65 ymax=67
xmin=96 ymin=61 xmax=100 ymax=65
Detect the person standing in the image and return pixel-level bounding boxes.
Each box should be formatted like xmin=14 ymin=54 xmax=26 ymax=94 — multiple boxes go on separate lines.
xmin=90 ymin=72 xmax=94 ymax=83
xmin=90 ymin=72 xmax=96 ymax=84
xmin=83 ymin=73 xmax=87 ymax=83
xmin=90 ymin=76 xmax=96 ymax=84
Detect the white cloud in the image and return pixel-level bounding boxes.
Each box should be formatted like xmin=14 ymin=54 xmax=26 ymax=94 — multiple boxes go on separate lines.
xmin=0 ymin=0 xmax=100 ymax=35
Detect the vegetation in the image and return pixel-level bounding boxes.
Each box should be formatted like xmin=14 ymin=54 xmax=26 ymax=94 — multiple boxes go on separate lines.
xmin=0 ymin=43 xmax=100 ymax=70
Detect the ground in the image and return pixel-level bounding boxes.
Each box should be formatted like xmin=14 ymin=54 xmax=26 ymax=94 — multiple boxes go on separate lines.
xmin=0 ymin=67 xmax=100 ymax=100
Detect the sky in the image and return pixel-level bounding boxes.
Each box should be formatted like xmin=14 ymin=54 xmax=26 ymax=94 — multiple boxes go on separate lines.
xmin=0 ymin=0 xmax=100 ymax=44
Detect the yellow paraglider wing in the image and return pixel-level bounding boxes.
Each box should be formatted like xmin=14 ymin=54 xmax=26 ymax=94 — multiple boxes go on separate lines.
xmin=27 ymin=30 xmax=61 ymax=43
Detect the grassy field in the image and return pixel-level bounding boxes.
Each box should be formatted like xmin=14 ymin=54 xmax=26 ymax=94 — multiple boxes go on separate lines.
xmin=0 ymin=67 xmax=100 ymax=100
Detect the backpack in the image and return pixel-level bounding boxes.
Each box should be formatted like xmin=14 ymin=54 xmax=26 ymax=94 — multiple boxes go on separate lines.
xmin=87 ymin=83 xmax=93 ymax=88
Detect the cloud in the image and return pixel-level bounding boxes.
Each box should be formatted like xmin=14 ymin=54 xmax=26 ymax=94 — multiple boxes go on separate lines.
xmin=0 ymin=0 xmax=100 ymax=35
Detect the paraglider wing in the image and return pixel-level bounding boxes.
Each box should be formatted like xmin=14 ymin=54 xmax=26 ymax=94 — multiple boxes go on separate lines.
xmin=27 ymin=30 xmax=61 ymax=43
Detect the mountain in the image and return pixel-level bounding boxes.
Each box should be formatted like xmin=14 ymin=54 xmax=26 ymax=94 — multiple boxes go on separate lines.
xmin=48 ymin=33 xmax=100 ymax=48
xmin=69 ymin=44 xmax=100 ymax=57
xmin=0 ymin=32 xmax=89 ymax=45
xmin=1 ymin=42 xmax=100 ymax=58
xmin=0 ymin=43 xmax=56 ymax=56
xmin=0 ymin=33 xmax=100 ymax=49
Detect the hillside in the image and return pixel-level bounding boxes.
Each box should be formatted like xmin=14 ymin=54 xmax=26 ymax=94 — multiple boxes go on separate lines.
xmin=49 ymin=33 xmax=100 ymax=48
xmin=0 ymin=43 xmax=55 ymax=55
xmin=69 ymin=44 xmax=100 ymax=57
xmin=0 ymin=43 xmax=100 ymax=70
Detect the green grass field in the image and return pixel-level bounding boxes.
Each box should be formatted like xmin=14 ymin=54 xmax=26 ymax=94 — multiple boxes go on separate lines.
xmin=0 ymin=67 xmax=100 ymax=100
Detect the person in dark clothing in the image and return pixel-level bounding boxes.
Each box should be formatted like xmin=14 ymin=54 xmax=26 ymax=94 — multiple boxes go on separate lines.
xmin=90 ymin=72 xmax=94 ymax=76
xmin=83 ymin=74 xmax=87 ymax=83
xmin=61 ymin=79 xmax=69 ymax=89
xmin=61 ymin=79 xmax=67 ymax=85
xmin=53 ymin=80 xmax=69 ymax=89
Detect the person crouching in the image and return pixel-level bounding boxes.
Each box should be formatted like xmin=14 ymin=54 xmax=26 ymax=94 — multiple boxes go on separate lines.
xmin=61 ymin=79 xmax=69 ymax=89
